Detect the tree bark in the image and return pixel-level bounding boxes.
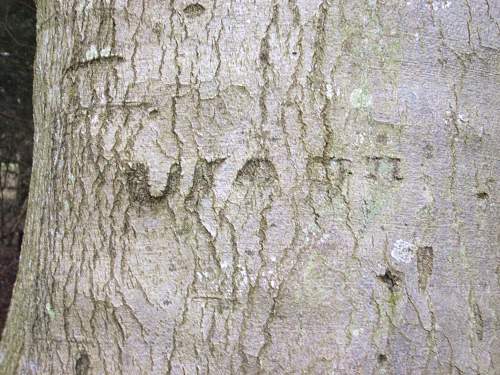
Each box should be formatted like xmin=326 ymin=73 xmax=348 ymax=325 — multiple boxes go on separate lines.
xmin=1 ymin=0 xmax=499 ymax=373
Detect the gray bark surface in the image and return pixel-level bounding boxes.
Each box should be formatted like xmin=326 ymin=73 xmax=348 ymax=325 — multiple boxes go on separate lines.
xmin=1 ymin=0 xmax=499 ymax=374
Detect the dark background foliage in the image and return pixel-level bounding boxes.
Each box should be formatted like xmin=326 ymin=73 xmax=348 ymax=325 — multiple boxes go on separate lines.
xmin=0 ymin=0 xmax=35 ymax=336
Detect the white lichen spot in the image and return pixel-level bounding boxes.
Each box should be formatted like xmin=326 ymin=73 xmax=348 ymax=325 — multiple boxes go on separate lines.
xmin=319 ymin=233 xmax=331 ymax=244
xmin=357 ymin=133 xmax=366 ymax=145
xmin=23 ymin=360 xmax=38 ymax=373
xmin=239 ymin=270 xmax=249 ymax=288
xmin=85 ymin=44 xmax=99 ymax=61
xmin=76 ymin=0 xmax=95 ymax=13
xmin=269 ymin=277 xmax=278 ymax=289
xmin=144 ymin=218 xmax=160 ymax=230
xmin=0 ymin=350 xmax=4 ymax=365
xmin=350 ymin=88 xmax=372 ymax=109
xmin=458 ymin=113 xmax=468 ymax=124
xmin=326 ymin=83 xmax=334 ymax=99
xmin=45 ymin=302 xmax=56 ymax=319
xmin=100 ymin=46 xmax=112 ymax=57
xmin=428 ymin=0 xmax=451 ymax=10
xmin=391 ymin=239 xmax=415 ymax=263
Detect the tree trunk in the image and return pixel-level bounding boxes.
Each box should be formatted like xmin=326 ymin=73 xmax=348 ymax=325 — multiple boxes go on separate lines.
xmin=1 ymin=0 xmax=499 ymax=373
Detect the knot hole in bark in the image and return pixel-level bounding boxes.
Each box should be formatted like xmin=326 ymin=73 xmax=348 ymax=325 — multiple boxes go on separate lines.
xmin=183 ymin=3 xmax=206 ymax=17
xmin=75 ymin=353 xmax=90 ymax=375
xmin=377 ymin=268 xmax=401 ymax=291
xmin=377 ymin=353 xmax=388 ymax=363
xmin=476 ymin=191 xmax=488 ymax=199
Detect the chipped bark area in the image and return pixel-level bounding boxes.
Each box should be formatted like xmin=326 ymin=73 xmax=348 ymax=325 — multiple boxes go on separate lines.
xmin=1 ymin=0 xmax=499 ymax=374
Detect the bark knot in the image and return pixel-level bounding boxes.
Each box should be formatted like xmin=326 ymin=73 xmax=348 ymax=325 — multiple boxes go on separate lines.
xmin=75 ymin=353 xmax=90 ymax=375
xmin=183 ymin=3 xmax=206 ymax=17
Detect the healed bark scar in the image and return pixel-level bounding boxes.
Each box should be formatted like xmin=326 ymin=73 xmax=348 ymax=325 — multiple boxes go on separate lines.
xmin=183 ymin=3 xmax=206 ymax=18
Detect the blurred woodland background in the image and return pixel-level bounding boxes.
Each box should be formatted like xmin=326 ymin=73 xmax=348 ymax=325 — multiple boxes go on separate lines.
xmin=0 ymin=0 xmax=35 ymax=336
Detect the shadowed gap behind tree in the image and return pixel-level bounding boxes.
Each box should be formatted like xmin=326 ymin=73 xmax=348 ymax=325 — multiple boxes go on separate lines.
xmin=0 ymin=0 xmax=35 ymax=337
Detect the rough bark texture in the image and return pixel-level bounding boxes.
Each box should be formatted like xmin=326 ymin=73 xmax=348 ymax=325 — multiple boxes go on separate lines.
xmin=1 ymin=0 xmax=499 ymax=374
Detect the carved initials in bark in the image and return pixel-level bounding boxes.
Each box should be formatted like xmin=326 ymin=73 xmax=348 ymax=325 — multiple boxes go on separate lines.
xmin=235 ymin=158 xmax=279 ymax=193
xmin=126 ymin=162 xmax=180 ymax=205
xmin=67 ymin=6 xmax=120 ymax=74
xmin=185 ymin=158 xmax=225 ymax=210
xmin=307 ymin=156 xmax=352 ymax=191
xmin=365 ymin=156 xmax=403 ymax=182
